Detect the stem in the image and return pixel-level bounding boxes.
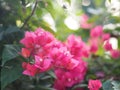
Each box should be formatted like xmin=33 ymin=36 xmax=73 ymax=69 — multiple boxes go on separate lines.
xmin=20 ymin=0 xmax=38 ymax=29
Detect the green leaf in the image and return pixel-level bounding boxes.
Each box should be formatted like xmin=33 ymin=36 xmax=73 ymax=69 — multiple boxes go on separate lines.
xmin=1 ymin=60 xmax=23 ymax=89
xmin=2 ymin=45 xmax=21 ymax=65
xmin=103 ymin=80 xmax=114 ymax=90
xmin=109 ymin=0 xmax=111 ymax=2
xmin=47 ymin=70 xmax=56 ymax=79
xmin=65 ymin=0 xmax=71 ymax=4
xmin=37 ymin=85 xmax=54 ymax=90
xmin=71 ymin=84 xmax=87 ymax=90
xmin=111 ymin=81 xmax=120 ymax=90
xmin=118 ymin=37 xmax=120 ymax=49
xmin=2 ymin=26 xmax=24 ymax=43
xmin=96 ymin=44 xmax=104 ymax=56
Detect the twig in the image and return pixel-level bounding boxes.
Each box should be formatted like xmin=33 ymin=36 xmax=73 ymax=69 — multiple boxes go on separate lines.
xmin=20 ymin=0 xmax=38 ymax=29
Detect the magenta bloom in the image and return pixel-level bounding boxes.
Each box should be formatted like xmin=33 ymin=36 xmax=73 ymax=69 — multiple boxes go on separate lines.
xmin=34 ymin=28 xmax=55 ymax=46
xmin=102 ymin=33 xmax=110 ymax=41
xmin=20 ymin=28 xmax=55 ymax=57
xmin=88 ymin=79 xmax=102 ymax=90
xmin=20 ymin=28 xmax=88 ymax=87
xmin=89 ymin=38 xmax=99 ymax=53
xmin=20 ymin=31 xmax=36 ymax=48
xmin=54 ymin=59 xmax=87 ymax=90
xmin=80 ymin=14 xmax=92 ymax=29
xmin=21 ymin=48 xmax=31 ymax=58
xmin=49 ymin=47 xmax=79 ymax=70
xmin=22 ymin=62 xmax=39 ymax=76
xmin=66 ymin=35 xmax=90 ymax=58
xmin=34 ymin=55 xmax=53 ymax=72
xmin=104 ymin=41 xmax=112 ymax=51
xmin=90 ymin=26 xmax=103 ymax=38
xmin=110 ymin=49 xmax=120 ymax=59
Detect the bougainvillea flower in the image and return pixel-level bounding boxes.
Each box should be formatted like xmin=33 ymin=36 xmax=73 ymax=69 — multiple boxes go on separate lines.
xmin=54 ymin=69 xmax=74 ymax=87
xmin=34 ymin=28 xmax=55 ymax=46
xmin=90 ymin=43 xmax=98 ymax=53
xmin=66 ymin=34 xmax=90 ymax=58
xmin=50 ymin=46 xmax=80 ymax=70
xmin=90 ymin=26 xmax=103 ymax=38
xmin=20 ymin=31 xmax=36 ymax=48
xmin=80 ymin=14 xmax=93 ymax=29
xmin=89 ymin=38 xmax=100 ymax=53
xmin=110 ymin=49 xmax=120 ymax=59
xmin=54 ymin=59 xmax=87 ymax=89
xmin=21 ymin=48 xmax=31 ymax=58
xmin=102 ymin=33 xmax=110 ymax=41
xmin=104 ymin=41 xmax=113 ymax=51
xmin=20 ymin=37 xmax=35 ymax=48
xmin=22 ymin=62 xmax=39 ymax=76
xmin=88 ymin=79 xmax=102 ymax=90
xmin=34 ymin=55 xmax=53 ymax=72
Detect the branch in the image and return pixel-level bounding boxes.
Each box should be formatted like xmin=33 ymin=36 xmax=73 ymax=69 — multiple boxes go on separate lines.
xmin=20 ymin=0 xmax=38 ymax=29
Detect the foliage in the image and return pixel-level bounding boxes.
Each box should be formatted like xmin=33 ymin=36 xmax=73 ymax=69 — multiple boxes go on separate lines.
xmin=0 ymin=0 xmax=120 ymax=90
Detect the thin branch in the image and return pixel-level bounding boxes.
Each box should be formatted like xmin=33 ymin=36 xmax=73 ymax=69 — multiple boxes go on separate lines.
xmin=20 ymin=0 xmax=38 ymax=29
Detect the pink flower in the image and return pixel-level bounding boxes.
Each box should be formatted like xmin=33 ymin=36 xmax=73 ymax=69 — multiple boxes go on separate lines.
xmin=66 ymin=35 xmax=90 ymax=58
xmin=49 ymin=47 xmax=79 ymax=70
xmin=34 ymin=28 xmax=55 ymax=46
xmin=90 ymin=26 xmax=103 ymax=38
xmin=104 ymin=41 xmax=112 ymax=51
xmin=90 ymin=43 xmax=98 ymax=53
xmin=80 ymin=14 xmax=92 ymax=29
xmin=34 ymin=55 xmax=53 ymax=72
xmin=54 ymin=79 xmax=66 ymax=90
xmin=102 ymin=33 xmax=110 ymax=41
xmin=21 ymin=48 xmax=31 ymax=58
xmin=88 ymin=79 xmax=102 ymax=90
xmin=110 ymin=49 xmax=120 ymax=59
xmin=20 ymin=37 xmax=35 ymax=48
xmin=20 ymin=31 xmax=36 ymax=48
xmin=54 ymin=59 xmax=87 ymax=89
xmin=89 ymin=38 xmax=99 ymax=53
xmin=54 ymin=69 xmax=75 ymax=88
xmin=22 ymin=62 xmax=39 ymax=76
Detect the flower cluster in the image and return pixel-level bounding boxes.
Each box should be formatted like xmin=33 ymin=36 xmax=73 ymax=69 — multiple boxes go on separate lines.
xmin=104 ymin=40 xmax=120 ymax=59
xmin=80 ymin=14 xmax=120 ymax=58
xmin=20 ymin=26 xmax=119 ymax=90
xmin=89 ymin=25 xmax=120 ymax=59
xmin=20 ymin=28 xmax=88 ymax=90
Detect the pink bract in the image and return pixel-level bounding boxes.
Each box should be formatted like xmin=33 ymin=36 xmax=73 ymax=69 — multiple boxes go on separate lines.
xmin=102 ymin=33 xmax=110 ymax=41
xmin=104 ymin=41 xmax=113 ymax=51
xmin=88 ymin=79 xmax=102 ymax=90
xmin=34 ymin=55 xmax=53 ymax=72
xmin=110 ymin=49 xmax=120 ymax=59
xmin=90 ymin=26 xmax=103 ymax=38
xmin=21 ymin=48 xmax=31 ymax=58
xmin=22 ymin=62 xmax=39 ymax=76
xmin=54 ymin=59 xmax=87 ymax=89
xmin=80 ymin=14 xmax=93 ymax=29
xmin=66 ymin=34 xmax=90 ymax=58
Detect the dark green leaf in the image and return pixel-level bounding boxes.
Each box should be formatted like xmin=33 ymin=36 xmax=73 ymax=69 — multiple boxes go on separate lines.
xmin=71 ymin=84 xmax=87 ymax=90
xmin=2 ymin=26 xmax=24 ymax=43
xmin=1 ymin=60 xmax=23 ymax=89
xmin=118 ymin=37 xmax=120 ymax=49
xmin=2 ymin=45 xmax=21 ymax=65
xmin=37 ymin=85 xmax=54 ymax=90
xmin=47 ymin=70 xmax=56 ymax=79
